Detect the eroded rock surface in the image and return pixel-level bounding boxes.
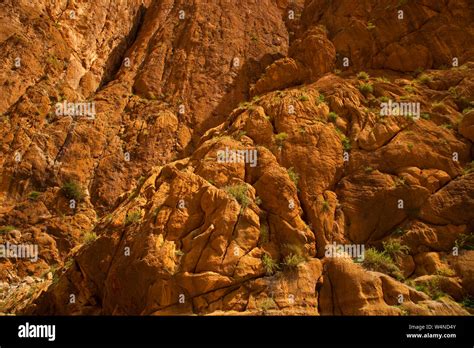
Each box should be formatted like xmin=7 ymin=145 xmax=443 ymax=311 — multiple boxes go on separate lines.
xmin=0 ymin=0 xmax=473 ymax=316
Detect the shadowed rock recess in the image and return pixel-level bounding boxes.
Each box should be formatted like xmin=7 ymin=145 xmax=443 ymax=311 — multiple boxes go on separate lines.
xmin=0 ymin=0 xmax=473 ymax=316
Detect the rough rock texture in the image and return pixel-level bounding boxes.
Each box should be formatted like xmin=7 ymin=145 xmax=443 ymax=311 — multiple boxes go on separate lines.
xmin=0 ymin=0 xmax=473 ymax=316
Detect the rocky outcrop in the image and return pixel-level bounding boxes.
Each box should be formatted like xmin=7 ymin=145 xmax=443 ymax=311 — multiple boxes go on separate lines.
xmin=0 ymin=0 xmax=473 ymax=316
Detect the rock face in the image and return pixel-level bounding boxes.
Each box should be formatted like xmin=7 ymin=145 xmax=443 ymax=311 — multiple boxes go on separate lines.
xmin=0 ymin=0 xmax=473 ymax=316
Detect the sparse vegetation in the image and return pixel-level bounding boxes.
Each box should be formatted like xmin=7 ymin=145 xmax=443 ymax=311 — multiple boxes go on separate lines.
xmin=317 ymin=93 xmax=325 ymax=104
xmin=367 ymin=21 xmax=376 ymax=30
xmin=417 ymin=74 xmax=432 ymax=84
xmin=224 ymin=184 xmax=250 ymax=209
xmin=454 ymin=233 xmax=474 ymax=250
xmin=394 ymin=176 xmax=406 ymax=187
xmin=376 ymin=77 xmax=390 ymax=83
xmin=0 ymin=225 xmax=16 ymax=234
xmin=82 ymin=231 xmax=97 ymax=245
xmin=287 ymin=167 xmax=299 ymax=187
xmin=125 ymin=210 xmax=141 ymax=225
xmin=28 ymin=191 xmax=41 ymax=200
xmin=328 ymin=111 xmax=338 ymax=122
xmin=415 ymin=277 xmax=446 ymax=300
xmin=282 ymin=244 xmax=306 ymax=269
xmin=440 ymin=123 xmax=453 ymax=130
xmin=261 ymin=253 xmax=279 ymax=275
xmin=462 ymin=161 xmax=474 ymax=175
xmin=357 ymin=71 xmax=369 ymax=81
xmin=361 ymin=248 xmax=403 ymax=279
xmin=299 ymin=94 xmax=310 ymax=102
xmin=61 ymin=181 xmax=84 ymax=201
xmin=420 ymin=113 xmax=431 ymax=120
xmin=364 ymin=166 xmax=373 ymax=173
xmin=379 ymin=96 xmax=389 ymax=103
xmin=274 ymin=132 xmax=288 ymax=147
xmin=283 ymin=253 xmax=305 ymax=268
xmin=358 ymin=82 xmax=374 ymax=96
xmin=382 ymin=240 xmax=410 ymax=258
xmin=436 ymin=267 xmax=455 ymax=277
xmin=341 ymin=136 xmax=352 ymax=151
xmin=238 ymin=101 xmax=252 ymax=110
xmin=258 ymin=297 xmax=277 ymax=312
xmin=461 ymin=296 xmax=474 ymax=309
xmin=233 ymin=130 xmax=247 ymax=140
xmin=404 ymin=85 xmax=415 ymax=93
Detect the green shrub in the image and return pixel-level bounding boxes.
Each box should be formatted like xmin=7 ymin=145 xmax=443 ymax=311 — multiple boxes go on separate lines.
xmin=125 ymin=210 xmax=141 ymax=225
xmin=258 ymin=297 xmax=277 ymax=312
xmin=382 ymin=240 xmax=410 ymax=258
xmin=418 ymin=74 xmax=432 ymax=84
xmin=282 ymin=244 xmax=306 ymax=268
xmin=328 ymin=111 xmax=338 ymax=122
xmin=341 ymin=136 xmax=352 ymax=151
xmin=415 ymin=277 xmax=446 ymax=300
xmin=287 ymin=167 xmax=299 ymax=187
xmin=317 ymin=94 xmax=325 ymax=104
xmin=283 ymin=253 xmax=306 ymax=268
xmin=454 ymin=233 xmax=474 ymax=250
xmin=461 ymin=296 xmax=474 ymax=309
xmin=358 ymin=82 xmax=374 ymax=96
xmin=83 ymin=231 xmax=97 ymax=245
xmin=274 ymin=132 xmax=288 ymax=147
xmin=61 ymin=181 xmax=84 ymax=201
xmin=361 ymin=248 xmax=403 ymax=279
xmin=379 ymin=96 xmax=389 ymax=103
xmin=0 ymin=225 xmax=16 ymax=233
xmin=299 ymin=94 xmax=310 ymax=102
xmin=28 ymin=191 xmax=41 ymax=200
xmin=224 ymin=184 xmax=250 ymax=208
xmin=357 ymin=71 xmax=369 ymax=81
xmin=261 ymin=253 xmax=279 ymax=275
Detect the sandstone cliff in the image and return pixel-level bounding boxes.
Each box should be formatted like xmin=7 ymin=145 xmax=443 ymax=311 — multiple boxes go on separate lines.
xmin=0 ymin=0 xmax=473 ymax=316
